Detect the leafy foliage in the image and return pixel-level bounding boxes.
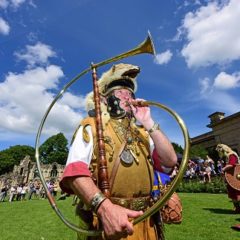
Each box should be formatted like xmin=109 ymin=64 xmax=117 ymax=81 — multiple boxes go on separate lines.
xmin=172 ymin=142 xmax=184 ymax=154
xmin=189 ymin=145 xmax=208 ymax=159
xmin=39 ymin=132 xmax=69 ymax=165
xmin=0 ymin=145 xmax=35 ymax=175
xmin=0 ymin=133 xmax=69 ymax=175
xmin=177 ymin=176 xmax=227 ymax=193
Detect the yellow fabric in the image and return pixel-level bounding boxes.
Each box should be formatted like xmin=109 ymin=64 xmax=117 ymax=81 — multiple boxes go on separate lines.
xmin=78 ymin=116 xmax=157 ymax=240
xmin=80 ymin=117 xmax=154 ymax=197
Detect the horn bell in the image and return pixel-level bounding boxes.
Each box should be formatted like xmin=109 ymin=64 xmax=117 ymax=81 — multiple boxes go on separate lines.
xmin=92 ymin=31 xmax=156 ymax=69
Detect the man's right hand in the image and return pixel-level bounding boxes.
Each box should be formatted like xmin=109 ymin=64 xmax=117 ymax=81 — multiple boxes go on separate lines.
xmin=97 ymin=198 xmax=143 ymax=240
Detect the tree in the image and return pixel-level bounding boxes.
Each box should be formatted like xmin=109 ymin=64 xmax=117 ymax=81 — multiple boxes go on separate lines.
xmin=172 ymin=142 xmax=184 ymax=154
xmin=189 ymin=145 xmax=208 ymax=159
xmin=0 ymin=145 xmax=35 ymax=175
xmin=39 ymin=132 xmax=69 ymax=165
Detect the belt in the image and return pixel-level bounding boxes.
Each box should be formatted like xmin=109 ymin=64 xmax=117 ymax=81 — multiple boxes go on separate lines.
xmin=111 ymin=196 xmax=151 ymax=211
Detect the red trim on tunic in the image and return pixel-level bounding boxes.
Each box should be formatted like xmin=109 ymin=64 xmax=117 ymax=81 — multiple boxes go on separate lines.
xmin=226 ymin=154 xmax=240 ymax=201
xmin=59 ymin=161 xmax=91 ymax=194
xmin=152 ymin=148 xmax=164 ymax=172
xmin=229 ymin=154 xmax=238 ymax=166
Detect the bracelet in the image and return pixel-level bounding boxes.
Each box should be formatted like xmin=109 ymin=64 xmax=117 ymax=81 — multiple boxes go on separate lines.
xmin=148 ymin=122 xmax=160 ymax=134
xmin=90 ymin=192 xmax=107 ymax=213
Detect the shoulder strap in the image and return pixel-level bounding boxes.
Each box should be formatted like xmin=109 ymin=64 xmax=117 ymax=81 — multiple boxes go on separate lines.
xmin=70 ymin=117 xmax=96 ymax=145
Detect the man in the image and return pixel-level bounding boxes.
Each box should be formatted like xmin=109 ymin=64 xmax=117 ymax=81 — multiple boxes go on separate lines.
xmin=60 ymin=63 xmax=177 ymax=240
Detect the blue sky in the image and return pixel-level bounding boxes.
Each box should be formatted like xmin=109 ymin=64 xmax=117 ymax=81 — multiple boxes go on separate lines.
xmin=0 ymin=0 xmax=239 ymax=150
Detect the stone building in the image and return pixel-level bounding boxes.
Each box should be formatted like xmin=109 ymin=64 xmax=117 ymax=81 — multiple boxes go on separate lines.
xmin=0 ymin=155 xmax=65 ymax=189
xmin=191 ymin=111 xmax=240 ymax=155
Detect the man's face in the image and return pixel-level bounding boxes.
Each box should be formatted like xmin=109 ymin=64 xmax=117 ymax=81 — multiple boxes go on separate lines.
xmin=112 ymin=89 xmax=134 ymax=112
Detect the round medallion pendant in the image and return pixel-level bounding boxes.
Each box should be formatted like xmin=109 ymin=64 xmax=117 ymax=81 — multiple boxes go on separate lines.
xmin=120 ymin=149 xmax=134 ymax=165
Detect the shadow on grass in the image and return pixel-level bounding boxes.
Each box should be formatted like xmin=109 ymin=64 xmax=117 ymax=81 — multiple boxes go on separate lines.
xmin=202 ymin=208 xmax=235 ymax=214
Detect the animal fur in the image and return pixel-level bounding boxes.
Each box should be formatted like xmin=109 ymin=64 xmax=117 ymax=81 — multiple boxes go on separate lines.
xmin=85 ymin=63 xmax=140 ymax=112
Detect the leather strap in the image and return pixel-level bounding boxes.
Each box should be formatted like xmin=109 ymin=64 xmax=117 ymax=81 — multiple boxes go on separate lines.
xmin=109 ymin=141 xmax=126 ymax=193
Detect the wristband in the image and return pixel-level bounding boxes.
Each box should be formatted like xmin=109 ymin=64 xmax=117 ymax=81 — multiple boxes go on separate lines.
xmin=148 ymin=122 xmax=160 ymax=134
xmin=90 ymin=192 xmax=107 ymax=213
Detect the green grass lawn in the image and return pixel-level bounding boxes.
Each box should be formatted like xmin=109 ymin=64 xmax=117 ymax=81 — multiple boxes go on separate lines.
xmin=0 ymin=193 xmax=240 ymax=240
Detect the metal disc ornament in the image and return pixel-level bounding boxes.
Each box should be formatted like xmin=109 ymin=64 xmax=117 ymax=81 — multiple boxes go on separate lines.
xmin=121 ymin=149 xmax=134 ymax=165
xmin=225 ymin=164 xmax=240 ymax=191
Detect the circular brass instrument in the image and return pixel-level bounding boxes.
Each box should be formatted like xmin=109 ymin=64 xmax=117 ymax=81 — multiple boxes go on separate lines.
xmin=35 ymin=32 xmax=190 ymax=236
xmin=132 ymin=101 xmax=190 ymax=225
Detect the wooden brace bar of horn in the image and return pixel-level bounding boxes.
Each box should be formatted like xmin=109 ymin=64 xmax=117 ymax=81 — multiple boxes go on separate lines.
xmin=91 ymin=65 xmax=110 ymax=198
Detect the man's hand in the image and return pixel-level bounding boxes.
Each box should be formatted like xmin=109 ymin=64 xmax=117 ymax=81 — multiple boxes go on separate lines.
xmin=97 ymin=199 xmax=143 ymax=240
xmin=129 ymin=98 xmax=154 ymax=130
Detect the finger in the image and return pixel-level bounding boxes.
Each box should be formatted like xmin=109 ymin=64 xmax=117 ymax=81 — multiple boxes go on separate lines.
xmin=126 ymin=209 xmax=143 ymax=218
xmin=123 ymin=221 xmax=134 ymax=236
xmin=129 ymin=104 xmax=137 ymax=114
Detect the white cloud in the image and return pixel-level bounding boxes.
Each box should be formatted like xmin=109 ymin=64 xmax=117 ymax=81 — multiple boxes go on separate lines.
xmin=181 ymin=0 xmax=240 ymax=68
xmin=0 ymin=65 xmax=85 ymax=137
xmin=213 ymin=71 xmax=240 ymax=89
xmin=0 ymin=0 xmax=9 ymax=8
xmin=14 ymin=42 xmax=56 ymax=68
xmin=154 ymin=50 xmax=173 ymax=65
xmin=198 ymin=70 xmax=240 ymax=113
xmin=0 ymin=17 xmax=10 ymax=35
xmin=199 ymin=77 xmax=212 ymax=95
xmin=0 ymin=0 xmax=29 ymax=9
xmin=204 ymin=90 xmax=240 ymax=113
xmin=11 ymin=0 xmax=26 ymax=8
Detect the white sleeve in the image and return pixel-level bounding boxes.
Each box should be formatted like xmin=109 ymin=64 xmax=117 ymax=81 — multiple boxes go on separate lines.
xmin=149 ymin=136 xmax=154 ymax=155
xmin=66 ymin=125 xmax=93 ymax=167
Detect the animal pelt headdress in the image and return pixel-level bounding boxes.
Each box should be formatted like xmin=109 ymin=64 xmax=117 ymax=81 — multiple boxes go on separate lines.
xmin=85 ymin=63 xmax=140 ymax=123
xmin=216 ymin=143 xmax=239 ymax=161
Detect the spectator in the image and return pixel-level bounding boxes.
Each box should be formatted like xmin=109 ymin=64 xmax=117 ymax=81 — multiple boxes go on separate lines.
xmin=53 ymin=182 xmax=58 ymax=197
xmin=9 ymin=185 xmax=17 ymax=202
xmin=217 ymin=160 xmax=223 ymax=175
xmin=0 ymin=185 xmax=8 ymax=202
xmin=203 ymin=161 xmax=212 ymax=183
xmin=170 ymin=165 xmax=178 ymax=180
xmin=206 ymin=155 xmax=216 ymax=175
xmin=28 ymin=181 xmax=36 ymax=200
xmin=35 ymin=182 xmax=41 ymax=198
xmin=21 ymin=184 xmax=28 ymax=201
xmin=16 ymin=185 xmax=23 ymax=201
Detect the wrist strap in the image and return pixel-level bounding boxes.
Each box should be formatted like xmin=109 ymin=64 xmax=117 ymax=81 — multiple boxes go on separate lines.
xmin=90 ymin=192 xmax=107 ymax=213
xmin=148 ymin=122 xmax=160 ymax=133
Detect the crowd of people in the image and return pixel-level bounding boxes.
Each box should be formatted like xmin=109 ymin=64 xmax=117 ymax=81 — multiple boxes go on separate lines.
xmin=171 ymin=155 xmax=224 ymax=183
xmin=0 ymin=180 xmax=59 ymax=203
xmin=0 ymin=155 xmax=226 ymax=203
xmin=0 ymin=155 xmax=227 ymax=205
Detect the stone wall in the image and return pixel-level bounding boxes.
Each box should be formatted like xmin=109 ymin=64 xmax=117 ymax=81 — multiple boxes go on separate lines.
xmin=0 ymin=155 xmax=65 ymax=189
xmin=191 ymin=111 xmax=240 ymax=154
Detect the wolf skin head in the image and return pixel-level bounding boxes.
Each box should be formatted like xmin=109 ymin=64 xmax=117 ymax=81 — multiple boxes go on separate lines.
xmin=86 ymin=63 xmax=140 ymax=112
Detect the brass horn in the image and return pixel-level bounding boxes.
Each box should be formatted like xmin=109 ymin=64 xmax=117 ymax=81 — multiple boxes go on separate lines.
xmin=35 ymin=32 xmax=189 ymax=237
xmin=92 ymin=31 xmax=156 ymax=69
